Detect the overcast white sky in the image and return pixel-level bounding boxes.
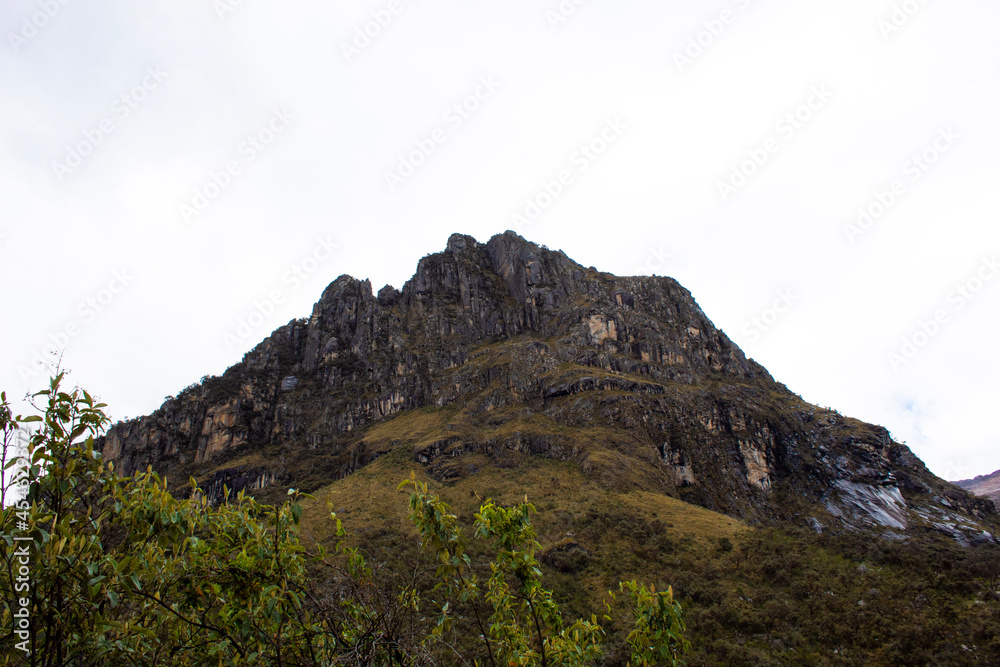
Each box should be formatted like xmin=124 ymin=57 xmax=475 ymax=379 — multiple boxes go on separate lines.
xmin=2 ymin=0 xmax=998 ymax=481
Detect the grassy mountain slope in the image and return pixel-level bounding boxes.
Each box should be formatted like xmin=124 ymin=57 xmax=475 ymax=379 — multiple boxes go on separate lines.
xmin=254 ymin=406 xmax=1000 ymax=666
xmin=98 ymin=231 xmax=1000 ymax=664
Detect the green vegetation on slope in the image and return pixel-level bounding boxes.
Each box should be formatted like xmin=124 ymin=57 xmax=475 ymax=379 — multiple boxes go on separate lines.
xmin=291 ymin=414 xmax=1000 ymax=666
xmin=11 ymin=371 xmax=998 ymax=665
xmin=0 ymin=377 xmax=687 ymax=666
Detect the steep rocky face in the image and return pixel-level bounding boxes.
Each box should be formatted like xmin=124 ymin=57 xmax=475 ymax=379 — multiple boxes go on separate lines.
xmin=101 ymin=231 xmax=996 ymax=544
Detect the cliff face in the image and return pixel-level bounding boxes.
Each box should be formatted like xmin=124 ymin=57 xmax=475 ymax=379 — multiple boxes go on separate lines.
xmin=102 ymin=231 xmax=995 ymax=544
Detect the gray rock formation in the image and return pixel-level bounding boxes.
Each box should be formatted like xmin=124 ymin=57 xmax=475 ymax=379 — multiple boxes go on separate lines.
xmin=100 ymin=231 xmax=995 ymax=544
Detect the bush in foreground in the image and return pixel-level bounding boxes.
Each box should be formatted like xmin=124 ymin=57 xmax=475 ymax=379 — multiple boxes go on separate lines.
xmin=0 ymin=375 xmax=687 ymax=666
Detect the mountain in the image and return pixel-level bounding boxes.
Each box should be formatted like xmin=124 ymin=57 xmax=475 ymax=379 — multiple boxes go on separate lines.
xmin=955 ymin=469 xmax=1000 ymax=507
xmin=100 ymin=231 xmax=995 ymax=546
xmin=97 ymin=231 xmax=1000 ymax=663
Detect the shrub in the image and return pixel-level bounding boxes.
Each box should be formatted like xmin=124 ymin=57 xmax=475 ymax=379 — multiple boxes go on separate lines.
xmin=1 ymin=375 xmax=689 ymax=666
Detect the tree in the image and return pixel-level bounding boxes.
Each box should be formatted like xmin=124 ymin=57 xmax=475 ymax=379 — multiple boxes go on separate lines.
xmin=1 ymin=375 xmax=688 ymax=665
xmin=1 ymin=373 xmax=425 ymax=665
xmin=401 ymin=475 xmax=689 ymax=666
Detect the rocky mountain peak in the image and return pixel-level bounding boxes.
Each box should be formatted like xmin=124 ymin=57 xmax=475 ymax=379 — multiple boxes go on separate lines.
xmin=101 ymin=232 xmax=995 ymax=547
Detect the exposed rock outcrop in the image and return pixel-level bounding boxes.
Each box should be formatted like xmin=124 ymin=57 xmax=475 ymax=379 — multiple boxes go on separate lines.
xmin=100 ymin=232 xmax=996 ymax=543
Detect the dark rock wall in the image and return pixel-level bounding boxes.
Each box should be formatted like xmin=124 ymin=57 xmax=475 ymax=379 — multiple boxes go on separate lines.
xmin=100 ymin=232 xmax=994 ymax=541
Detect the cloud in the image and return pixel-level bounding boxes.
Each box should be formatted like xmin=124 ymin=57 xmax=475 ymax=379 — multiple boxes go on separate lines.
xmin=1 ymin=0 xmax=999 ymax=478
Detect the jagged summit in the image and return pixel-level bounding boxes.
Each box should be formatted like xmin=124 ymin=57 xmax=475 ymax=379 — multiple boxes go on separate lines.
xmin=101 ymin=232 xmax=995 ymax=545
